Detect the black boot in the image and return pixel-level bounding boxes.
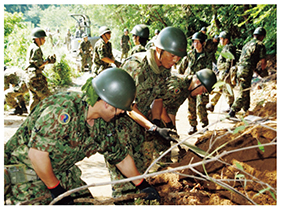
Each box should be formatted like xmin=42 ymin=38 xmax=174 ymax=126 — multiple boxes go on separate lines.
xmin=9 ymin=106 xmax=23 ymax=115
xmin=188 ymin=126 xmax=197 ymax=135
xmin=20 ymin=101 xmax=28 ymax=114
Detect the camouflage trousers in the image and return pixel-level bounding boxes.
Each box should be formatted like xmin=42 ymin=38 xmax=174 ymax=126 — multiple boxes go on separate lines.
xmin=5 ymin=83 xmax=28 ymax=108
xmin=27 ymin=73 xmax=51 ymax=111
xmin=106 ymin=114 xmax=161 ymax=204
xmin=188 ymin=93 xmax=209 ymax=127
xmin=211 ymin=71 xmax=234 ymax=107
xmin=81 ymin=54 xmax=93 ymax=72
xmin=5 ymin=165 xmax=90 ymax=205
xmin=230 ymin=78 xmax=251 ymax=113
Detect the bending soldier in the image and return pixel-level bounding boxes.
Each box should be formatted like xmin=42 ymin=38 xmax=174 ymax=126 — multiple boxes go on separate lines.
xmin=4 ymin=68 xmax=160 ymax=205
xmin=4 ymin=66 xmax=28 ymax=115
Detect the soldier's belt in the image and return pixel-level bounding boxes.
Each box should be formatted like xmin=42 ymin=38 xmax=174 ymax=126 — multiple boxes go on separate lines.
xmin=4 ymin=164 xmax=39 ymax=185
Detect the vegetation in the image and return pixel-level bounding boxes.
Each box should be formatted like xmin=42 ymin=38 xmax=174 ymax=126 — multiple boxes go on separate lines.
xmin=4 ymin=4 xmax=277 ymax=78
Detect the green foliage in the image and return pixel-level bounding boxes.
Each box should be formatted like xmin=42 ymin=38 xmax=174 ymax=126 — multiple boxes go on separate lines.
xmin=4 ymin=4 xmax=277 ymax=68
xmin=81 ymin=77 xmax=99 ymax=106
xmin=134 ymin=197 xmax=160 ymax=205
xmin=44 ymin=54 xmax=72 ymax=87
xmin=4 ymin=10 xmax=31 ymax=68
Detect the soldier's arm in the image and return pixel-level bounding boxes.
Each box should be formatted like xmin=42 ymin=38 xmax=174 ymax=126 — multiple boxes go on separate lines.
xmin=28 ymin=148 xmax=59 ymax=188
xmin=115 ymin=154 xmax=142 ymax=186
xmin=261 ymin=58 xmax=267 ymax=70
xmin=127 ymin=103 xmax=154 ymax=130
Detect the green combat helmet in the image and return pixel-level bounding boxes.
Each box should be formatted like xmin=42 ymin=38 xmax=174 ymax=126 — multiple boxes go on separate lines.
xmin=99 ymin=26 xmax=111 ymax=37
xmin=253 ymin=27 xmax=266 ymax=37
xmin=154 ymin=26 xmax=187 ymax=57
xmin=92 ymin=68 xmax=136 ymax=111
xmin=196 ymin=68 xmax=217 ymax=93
xmin=31 ymin=28 xmax=47 ymax=39
xmin=192 ymin=32 xmax=207 ymax=43
xmin=130 ymin=24 xmax=150 ymax=39
xmin=219 ymin=31 xmax=231 ymax=40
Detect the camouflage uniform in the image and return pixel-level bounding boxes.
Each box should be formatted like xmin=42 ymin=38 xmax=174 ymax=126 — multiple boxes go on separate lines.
xmin=231 ymin=38 xmax=266 ymax=113
xmin=121 ymin=34 xmax=130 ymax=60
xmin=178 ymin=48 xmax=212 ymax=127
xmin=93 ymin=38 xmax=113 ymax=74
xmin=211 ymin=42 xmax=236 ymax=106
xmin=205 ymin=38 xmax=219 ymax=64
xmin=4 ymin=92 xmax=128 ymax=204
xmin=106 ymin=48 xmax=171 ymax=201
xmin=162 ymin=74 xmax=192 ymax=116
xmin=79 ymin=39 xmax=93 ymax=72
xmin=65 ymin=32 xmax=72 ymax=51
xmin=130 ymin=44 xmax=146 ymax=55
xmin=26 ymin=42 xmax=52 ymax=111
xmin=4 ymin=68 xmax=28 ymax=111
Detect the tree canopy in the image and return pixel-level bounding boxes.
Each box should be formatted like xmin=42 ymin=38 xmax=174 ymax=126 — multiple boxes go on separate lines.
xmin=4 ymin=4 xmax=277 ymax=67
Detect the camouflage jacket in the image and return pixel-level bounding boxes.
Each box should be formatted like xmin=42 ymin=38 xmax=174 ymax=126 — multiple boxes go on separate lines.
xmin=93 ymin=38 xmax=113 ymax=67
xmin=238 ymin=38 xmax=266 ymax=69
xmin=121 ymin=35 xmax=130 ymax=51
xmin=4 ymin=92 xmax=128 ymax=173
xmin=79 ymin=40 xmax=92 ymax=54
xmin=4 ymin=68 xmax=26 ymax=91
xmin=217 ymin=42 xmax=237 ymax=72
xmin=130 ymin=44 xmax=146 ymax=56
xmin=26 ymin=42 xmax=44 ymax=70
xmin=121 ymin=49 xmax=170 ymax=116
xmin=178 ymin=48 xmax=213 ymax=75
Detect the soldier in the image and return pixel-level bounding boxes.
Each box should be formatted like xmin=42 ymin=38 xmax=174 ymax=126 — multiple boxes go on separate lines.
xmin=45 ymin=28 xmax=54 ymax=47
xmin=228 ymin=27 xmax=267 ymax=118
xmin=4 ymin=66 xmax=28 ymax=115
xmin=93 ymin=26 xmax=121 ymax=74
xmin=205 ymin=34 xmax=219 ymax=64
xmin=120 ymin=28 xmax=131 ymax=61
xmin=54 ymin=28 xmax=61 ymax=47
xmin=206 ymin=31 xmax=236 ymax=113
xmin=25 ymin=28 xmax=56 ymax=111
xmin=162 ymin=69 xmax=217 ymax=127
xmin=65 ymin=29 xmax=72 ymax=51
xmin=4 ymin=68 xmax=160 ymax=205
xmin=106 ymin=27 xmax=187 ymax=203
xmin=79 ymin=34 xmax=93 ymax=72
xmin=145 ymin=29 xmax=160 ymax=50
xmin=178 ymin=32 xmax=213 ymax=135
xmin=130 ymin=24 xmax=150 ymax=55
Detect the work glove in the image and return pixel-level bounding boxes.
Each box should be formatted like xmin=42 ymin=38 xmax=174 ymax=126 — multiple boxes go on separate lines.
xmin=136 ymin=179 xmax=160 ymax=202
xmin=114 ymin=60 xmax=122 ymax=68
xmin=48 ymin=182 xmax=74 ymax=205
xmin=148 ymin=125 xmax=178 ymax=143
xmin=47 ymin=54 xmax=56 ymax=64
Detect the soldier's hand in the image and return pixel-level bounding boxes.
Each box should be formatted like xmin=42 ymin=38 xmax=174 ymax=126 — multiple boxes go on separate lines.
xmin=48 ymin=182 xmax=74 ymax=205
xmin=148 ymin=125 xmax=178 ymax=142
xmin=136 ymin=179 xmax=160 ymax=202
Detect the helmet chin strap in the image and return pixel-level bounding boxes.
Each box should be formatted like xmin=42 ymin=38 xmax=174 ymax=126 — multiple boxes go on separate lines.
xmin=158 ymin=49 xmax=164 ymax=65
xmin=189 ymin=84 xmax=203 ymax=98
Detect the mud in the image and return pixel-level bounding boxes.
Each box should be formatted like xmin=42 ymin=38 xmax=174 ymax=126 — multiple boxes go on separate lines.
xmin=150 ymin=78 xmax=277 ymax=205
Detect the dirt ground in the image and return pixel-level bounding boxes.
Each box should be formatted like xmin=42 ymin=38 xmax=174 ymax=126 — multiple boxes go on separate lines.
xmin=4 ymin=55 xmax=277 ymax=205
